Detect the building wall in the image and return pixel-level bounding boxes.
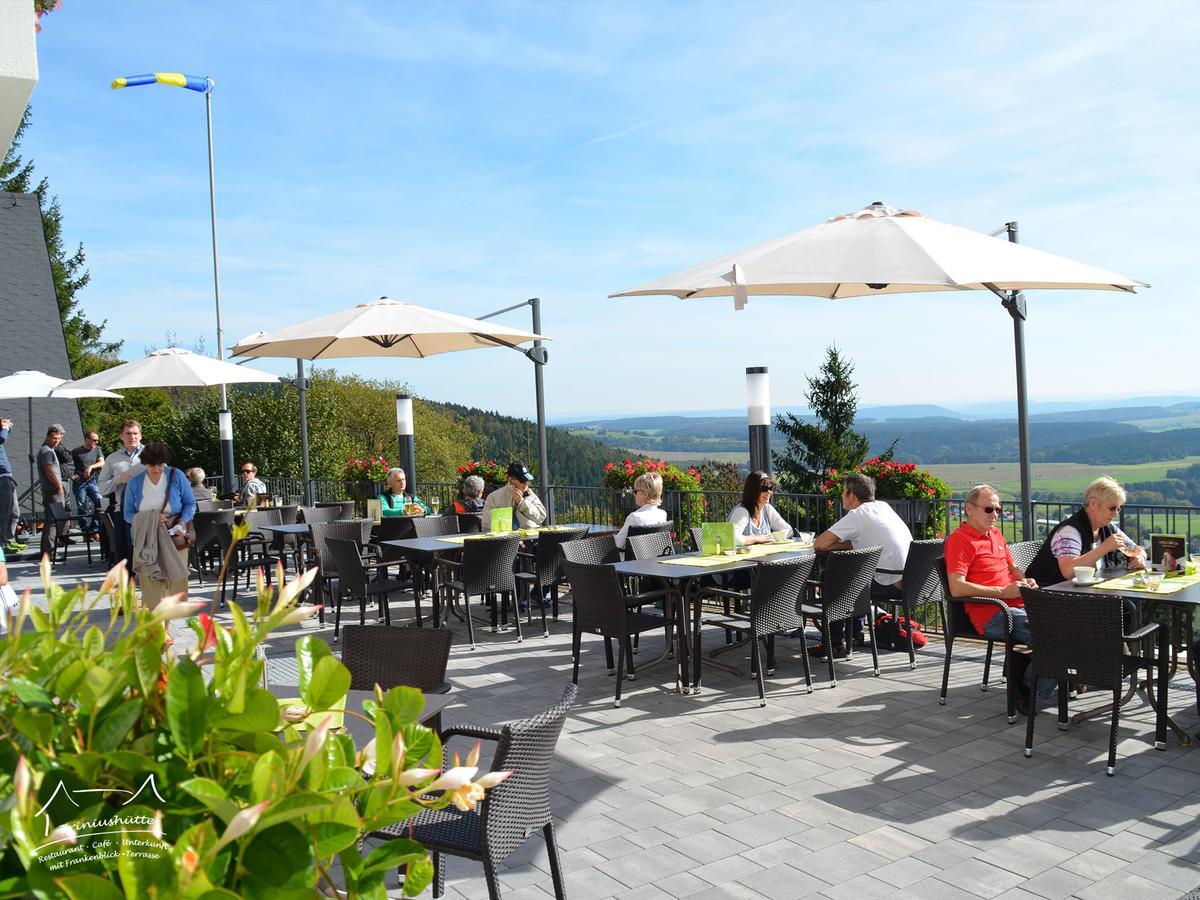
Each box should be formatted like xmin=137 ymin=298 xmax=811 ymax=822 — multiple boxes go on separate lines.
xmin=0 ymin=1 xmax=38 ymax=158
xmin=0 ymin=191 xmax=85 ymax=517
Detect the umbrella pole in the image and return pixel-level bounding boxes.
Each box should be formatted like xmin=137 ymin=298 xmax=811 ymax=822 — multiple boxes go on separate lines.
xmin=297 ymin=359 xmax=312 ymax=506
xmin=1003 ymin=222 xmax=1034 ymax=543
xmin=531 ymin=297 xmax=552 ymax=523
xmin=27 ymin=397 xmax=35 ymax=522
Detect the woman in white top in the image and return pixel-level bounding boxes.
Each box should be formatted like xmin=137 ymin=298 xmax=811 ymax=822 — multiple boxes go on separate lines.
xmin=728 ymin=471 xmax=792 ymax=545
xmin=615 ymin=472 xmax=668 ymax=550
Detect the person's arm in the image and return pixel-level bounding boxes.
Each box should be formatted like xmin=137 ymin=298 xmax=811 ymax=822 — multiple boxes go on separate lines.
xmin=40 ymin=455 xmax=62 ymax=495
xmin=813 ymin=529 xmax=852 ymax=553
xmin=1048 ymin=525 xmax=1119 ymax=580
xmin=0 ymin=422 xmax=9 ymax=446
xmin=516 ymin=491 xmax=547 ymax=526
xmin=764 ymin=504 xmax=794 ymax=538
xmin=946 ymin=570 xmax=1026 ymax=600
xmin=123 ymin=475 xmax=143 ymax=525
xmin=176 ymin=472 xmax=197 ymax=523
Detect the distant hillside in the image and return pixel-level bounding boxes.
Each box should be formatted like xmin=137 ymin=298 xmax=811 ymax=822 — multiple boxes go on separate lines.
xmin=1030 ymin=402 xmax=1200 ymax=424
xmin=429 ymin=401 xmax=623 ymax=485
xmin=1031 ymin=428 xmax=1200 ymax=465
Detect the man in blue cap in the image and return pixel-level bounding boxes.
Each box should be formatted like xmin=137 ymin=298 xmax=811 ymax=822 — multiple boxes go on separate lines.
xmin=481 ymin=460 xmax=547 ymax=530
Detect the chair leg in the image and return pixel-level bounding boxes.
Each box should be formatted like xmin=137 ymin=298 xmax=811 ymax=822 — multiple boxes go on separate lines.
xmin=1005 ymin=647 xmax=1017 ymax=724
xmin=333 ymin=589 xmax=343 ymax=643
xmin=765 ymin=633 xmax=776 ymax=676
xmin=940 ymin=632 xmax=954 ymax=705
xmin=432 ymin=851 xmax=444 ymax=899
xmin=751 ymin=636 xmax=766 ymax=707
xmin=866 ymin=614 xmax=880 ymax=676
xmin=551 ymin=583 xmax=560 ymax=621
xmin=982 ymin=641 xmax=994 ymax=691
xmin=800 ymin=627 xmax=813 ymax=693
xmin=540 ymin=588 xmax=549 ymax=638
xmin=904 ymin=600 xmax=916 ymax=670
xmin=1057 ymin=680 xmax=1069 ymax=731
xmin=604 ymin=638 xmax=615 ymax=675
xmin=571 ymin=628 xmax=581 ymax=684
xmin=359 ymin=591 xmax=366 ymax=627
xmin=614 ymin=640 xmax=626 ymax=707
xmin=1155 ymin=633 xmax=1169 ymax=750
xmin=483 ymin=859 xmax=502 ymax=900
xmin=1107 ymin=687 xmax=1121 ymax=775
xmin=624 ymin=636 xmax=637 ymax=679
xmin=511 ymin=593 xmax=524 ymax=643
xmin=544 ymin=822 xmax=567 ymax=900
xmin=462 ymin=591 xmax=477 ymax=651
xmin=822 ymin=619 xmax=836 ymax=686
xmin=1024 ymin=681 xmax=1037 ymax=758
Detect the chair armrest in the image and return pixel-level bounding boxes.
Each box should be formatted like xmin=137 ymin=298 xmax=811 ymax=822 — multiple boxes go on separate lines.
xmin=875 ymin=566 xmax=903 ymax=576
xmin=435 ymin=558 xmax=462 ymax=571
xmin=1124 ymin=622 xmax=1160 ymax=642
xmin=625 ymin=588 xmax=669 ymax=605
xmin=440 ymin=724 xmax=503 ymax=743
xmin=946 ymin=593 xmax=1013 ymax=635
xmin=697 ymin=586 xmax=749 ymax=601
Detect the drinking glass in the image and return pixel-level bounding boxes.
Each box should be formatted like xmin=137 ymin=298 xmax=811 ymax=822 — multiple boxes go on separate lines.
xmin=430 ymin=495 xmax=441 ymax=515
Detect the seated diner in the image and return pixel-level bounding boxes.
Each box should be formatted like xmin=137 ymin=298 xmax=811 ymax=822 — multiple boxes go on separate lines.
xmin=728 ymin=470 xmax=793 ymax=545
xmin=379 ymin=467 xmax=430 ymax=516
xmin=615 ymin=471 xmax=667 ymax=549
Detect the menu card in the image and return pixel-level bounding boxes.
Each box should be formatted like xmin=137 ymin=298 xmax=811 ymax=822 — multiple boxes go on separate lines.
xmin=701 ymin=522 xmax=736 ymax=556
xmin=1150 ymin=533 xmax=1187 ymax=570
xmin=490 ymin=507 xmax=513 ymax=534
xmin=366 ymin=499 xmax=382 ymax=524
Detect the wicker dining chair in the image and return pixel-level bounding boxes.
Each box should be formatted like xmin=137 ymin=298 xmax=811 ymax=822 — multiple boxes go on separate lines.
xmin=690 ymin=526 xmax=703 ymax=553
xmin=560 ymin=533 xmax=621 ymax=566
xmin=563 ymin=561 xmax=673 ymax=707
xmin=299 ymin=505 xmax=341 ymax=525
xmin=325 ymin=538 xmax=412 ymax=640
xmin=46 ymin=501 xmax=95 ymax=565
xmin=341 ymin=625 xmax=453 ymax=732
xmin=370 ymin=684 xmax=578 ymax=900
xmin=190 ymin=509 xmax=233 ymax=582
xmin=309 ymin=520 xmax=373 ymax=629
xmin=701 ymin=555 xmax=817 ymax=705
xmin=438 ymin=534 xmax=521 ymax=650
xmin=403 ymin=515 xmax=461 ymax=603
xmin=1008 ymin=540 xmax=1041 ymax=574
xmin=516 ymin=526 xmax=589 ymax=636
xmin=215 ymin=521 xmax=273 ymax=607
xmin=316 ymin=500 xmax=356 ymax=519
xmin=801 ymin=546 xmax=883 ymax=685
xmin=873 ymin=538 xmax=945 ymax=670
xmin=1020 ymin=587 xmax=1167 ymax=775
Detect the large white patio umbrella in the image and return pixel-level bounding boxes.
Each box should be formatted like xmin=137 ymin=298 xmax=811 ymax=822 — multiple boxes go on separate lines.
xmin=610 ymin=202 xmax=1150 ymax=537
xmin=0 ymin=371 xmax=124 ymax=518
xmin=229 ymin=297 xmax=551 ymax=504
xmin=63 ymin=348 xmax=281 ymax=496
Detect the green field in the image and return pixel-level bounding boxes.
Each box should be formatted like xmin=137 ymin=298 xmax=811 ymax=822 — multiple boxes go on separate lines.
xmin=927 ymin=457 xmax=1200 ymax=500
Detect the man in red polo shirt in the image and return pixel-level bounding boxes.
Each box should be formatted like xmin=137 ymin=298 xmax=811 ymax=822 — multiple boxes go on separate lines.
xmin=945 ymin=484 xmax=1049 ymax=705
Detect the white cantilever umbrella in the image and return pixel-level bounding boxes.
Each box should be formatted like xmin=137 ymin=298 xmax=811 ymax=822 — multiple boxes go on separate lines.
xmin=0 ymin=370 xmax=124 ymax=519
xmin=610 ymin=202 xmax=1150 ymax=536
xmin=61 ymin=347 xmax=280 ymax=390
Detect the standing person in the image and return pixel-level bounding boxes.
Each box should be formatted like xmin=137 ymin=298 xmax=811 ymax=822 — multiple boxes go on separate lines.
xmin=97 ymin=420 xmax=145 ymax=571
xmin=37 ymin=425 xmax=67 ymax=558
xmin=0 ymin=418 xmax=23 ymax=554
xmin=615 ymin=471 xmax=667 ymax=550
xmin=811 ymin=473 xmax=913 ymax=658
xmin=71 ymin=431 xmax=105 ymax=540
xmin=480 ymin=461 xmax=546 ymax=529
xmin=728 ymin=471 xmax=793 ymax=545
xmin=233 ymin=462 xmax=267 ymax=505
xmin=379 ymin=467 xmax=430 ymax=516
xmin=123 ymin=442 xmax=195 ymax=609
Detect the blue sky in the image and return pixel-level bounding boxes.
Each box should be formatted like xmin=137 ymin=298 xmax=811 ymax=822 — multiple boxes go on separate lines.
xmin=21 ymin=0 xmax=1200 ymax=421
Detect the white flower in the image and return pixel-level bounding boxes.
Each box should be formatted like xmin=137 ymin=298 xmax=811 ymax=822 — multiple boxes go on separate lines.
xmin=212 ymin=800 xmax=269 ymax=853
xmin=279 ymin=604 xmax=322 ymax=626
xmin=395 ymin=767 xmax=440 ymax=787
xmin=48 ymin=824 xmax=78 ymax=846
xmin=151 ymin=595 xmax=208 ymax=622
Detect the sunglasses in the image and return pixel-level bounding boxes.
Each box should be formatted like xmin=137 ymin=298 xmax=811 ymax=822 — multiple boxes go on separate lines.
xmin=971 ymin=504 xmax=1002 ymax=515
xmin=241 ymin=469 xmax=254 ymax=474
xmin=760 ymin=485 xmax=774 ymax=493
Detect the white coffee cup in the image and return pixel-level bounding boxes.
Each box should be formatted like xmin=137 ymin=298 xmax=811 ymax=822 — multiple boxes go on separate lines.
xmin=1073 ymin=566 xmax=1095 ymax=584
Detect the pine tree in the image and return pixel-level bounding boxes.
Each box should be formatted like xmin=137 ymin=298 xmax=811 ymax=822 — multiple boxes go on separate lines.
xmin=1 ymin=107 xmax=122 ymax=378
xmin=772 ymin=346 xmax=870 ymax=493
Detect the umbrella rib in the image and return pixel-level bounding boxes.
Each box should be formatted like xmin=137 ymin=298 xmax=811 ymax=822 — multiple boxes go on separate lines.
xmin=311 ymin=337 xmax=340 ymax=360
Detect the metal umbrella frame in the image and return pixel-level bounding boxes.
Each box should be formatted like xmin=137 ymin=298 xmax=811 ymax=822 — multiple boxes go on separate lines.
xmin=611 ymin=202 xmax=1150 ymax=538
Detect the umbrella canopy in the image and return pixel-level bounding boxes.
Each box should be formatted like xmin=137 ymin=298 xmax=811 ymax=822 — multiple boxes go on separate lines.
xmin=0 ymin=370 xmax=123 ymax=400
xmin=61 ymin=348 xmax=280 ymax=390
xmin=229 ymin=297 xmax=548 ymax=360
xmin=610 ymin=202 xmax=1148 ymax=308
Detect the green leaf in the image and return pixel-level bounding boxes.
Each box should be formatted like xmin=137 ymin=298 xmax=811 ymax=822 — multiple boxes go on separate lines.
xmin=118 ymin=825 xmax=175 ymax=898
xmin=216 ymin=688 xmax=278 ymax=734
xmin=400 ymin=722 xmax=434 ymax=766
xmin=361 ymin=837 xmax=426 ymax=876
xmin=134 ymin=639 xmax=162 ymax=696
xmin=241 ymin=824 xmax=314 ymax=890
xmin=401 ymin=855 xmax=435 ymax=897
xmin=82 ymin=625 xmax=104 ymax=658
xmin=54 ymin=873 xmax=125 ymax=900
xmin=302 ymin=656 xmax=350 ymax=710
xmin=294 ymin=636 xmax=331 ymax=700
xmin=8 ymin=677 xmax=54 ymax=709
xmin=180 ymin=778 xmax=237 ymax=823
xmin=251 ymin=751 xmax=287 ymax=805
xmin=91 ymin=698 xmax=143 ymax=752
xmin=255 ymin=794 xmax=333 ymax=831
xmin=320 ymin=766 xmax=359 ymax=792
xmin=311 ymin=821 xmax=360 ymax=856
xmin=55 ymin=658 xmax=89 ymax=700
xmin=381 ymin=686 xmax=425 ymax=726
xmin=166 ymin=657 xmax=208 ymax=755
xmin=79 ymin=665 xmax=120 ymax=710
xmin=195 ymin=892 xmax=242 ymax=900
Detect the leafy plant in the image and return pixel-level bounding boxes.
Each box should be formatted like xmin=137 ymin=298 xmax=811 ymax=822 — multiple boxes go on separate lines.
xmin=601 ymin=458 xmax=703 ymax=534
xmin=456 ymin=460 xmax=509 ymax=488
xmin=0 ymin=553 xmax=507 ymax=897
xmin=821 ymin=457 xmax=952 ymax=534
xmin=344 ymin=456 xmax=391 ymax=483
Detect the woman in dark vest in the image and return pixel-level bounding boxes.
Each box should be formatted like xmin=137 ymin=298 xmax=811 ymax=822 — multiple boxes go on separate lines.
xmin=1025 ymin=476 xmax=1145 ymax=585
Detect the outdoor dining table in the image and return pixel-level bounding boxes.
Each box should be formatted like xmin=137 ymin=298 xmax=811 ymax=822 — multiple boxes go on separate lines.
xmin=1046 ymin=568 xmax=1200 ymax=746
xmin=611 ymin=542 xmax=816 ymax=695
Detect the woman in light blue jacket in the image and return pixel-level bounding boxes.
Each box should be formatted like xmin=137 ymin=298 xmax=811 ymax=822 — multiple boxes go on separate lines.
xmin=124 ymin=442 xmax=196 ymax=607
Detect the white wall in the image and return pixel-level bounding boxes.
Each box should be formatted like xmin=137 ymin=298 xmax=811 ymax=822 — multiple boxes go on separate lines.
xmin=0 ymin=0 xmax=39 ymax=158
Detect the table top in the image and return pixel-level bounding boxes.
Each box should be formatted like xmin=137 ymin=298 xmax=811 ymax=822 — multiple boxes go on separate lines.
xmin=258 ymin=523 xmax=312 ymax=535
xmin=382 ymin=523 xmax=616 ymax=554
xmin=1046 ymin=569 xmax=1200 ymax=607
xmin=613 ymin=548 xmax=814 ymax=580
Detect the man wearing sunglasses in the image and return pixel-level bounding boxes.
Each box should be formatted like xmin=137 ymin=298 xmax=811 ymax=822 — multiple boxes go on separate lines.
xmin=945 ymin=484 xmax=1047 ymax=710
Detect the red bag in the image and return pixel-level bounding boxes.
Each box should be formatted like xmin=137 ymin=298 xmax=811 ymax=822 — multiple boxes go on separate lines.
xmin=874 ymin=613 xmax=928 ymax=650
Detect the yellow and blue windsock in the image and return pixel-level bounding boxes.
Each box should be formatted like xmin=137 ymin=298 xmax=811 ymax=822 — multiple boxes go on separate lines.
xmin=111 ymin=73 xmax=210 ymax=94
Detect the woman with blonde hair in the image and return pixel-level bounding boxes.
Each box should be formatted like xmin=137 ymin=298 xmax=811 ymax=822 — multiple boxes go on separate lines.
xmin=1024 ymin=476 xmax=1145 ymax=585
xmin=615 ymin=471 xmax=667 ymax=550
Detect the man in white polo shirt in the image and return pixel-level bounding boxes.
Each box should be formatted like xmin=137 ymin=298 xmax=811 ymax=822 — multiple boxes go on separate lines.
xmin=810 ymin=472 xmax=913 ymax=658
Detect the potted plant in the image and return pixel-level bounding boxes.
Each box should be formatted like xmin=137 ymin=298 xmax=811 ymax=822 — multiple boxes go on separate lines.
xmin=456 ymin=460 xmax=515 ymax=499
xmin=602 ymin=458 xmax=703 ymax=534
xmin=822 ymin=456 xmax=952 ymax=536
xmin=343 ymin=455 xmax=390 ymax=507
xmin=0 ymin=550 xmax=508 ymax=897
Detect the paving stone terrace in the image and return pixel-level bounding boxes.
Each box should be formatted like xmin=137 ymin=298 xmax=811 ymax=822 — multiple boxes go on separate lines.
xmin=9 ymin=546 xmax=1200 ymax=900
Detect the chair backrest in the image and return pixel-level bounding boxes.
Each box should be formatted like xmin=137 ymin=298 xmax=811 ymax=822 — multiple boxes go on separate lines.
xmin=326 ymin=538 xmax=368 ymax=595
xmin=192 ymin=509 xmax=233 ymax=551
xmin=375 ymin=517 xmax=415 ymax=543
xmin=317 ymin=501 xmax=356 ymax=520
xmin=352 ymin=518 xmax=374 ymax=545
xmin=277 ymin=504 xmax=300 ymax=525
xmin=626 ymin=530 xmax=674 ymax=561
xmin=457 ymin=513 xmax=483 ymax=534
xmin=480 ymin=684 xmax=579 ymax=863
xmin=460 ymin=534 xmax=521 ymax=596
xmin=560 ymin=533 xmax=620 ymax=566
xmin=1009 ymin=540 xmax=1040 ymax=573
xmin=900 ymin=539 xmax=945 ymax=607
xmin=246 ymin=508 xmax=283 ymax=529
xmin=562 ymin=560 xmax=631 ymax=637
xmin=309 ymin=520 xmax=368 ymax=576
xmin=750 ymin=555 xmax=816 ymax=634
xmin=690 ymin=526 xmax=703 ymax=553
xmin=194 ymin=499 xmax=216 ymax=513
xmin=341 ymin=625 xmax=453 ymax=692
xmin=1021 ymin=587 xmax=1125 ymax=688
xmin=820 ymin=546 xmax=883 ymax=620
xmin=299 ymin=505 xmax=339 ymax=525
xmin=411 ymin=516 xmax=460 ymax=538
xmin=935 ymin=558 xmax=978 ymax=638
xmin=532 ymin=526 xmax=590 ymax=588
xmin=48 ymin=501 xmax=70 ymax=532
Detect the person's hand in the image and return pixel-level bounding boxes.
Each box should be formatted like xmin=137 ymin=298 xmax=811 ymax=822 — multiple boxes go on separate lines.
xmin=1000 ymin=582 xmax=1025 ymax=599
xmin=119 ymin=469 xmax=134 ymax=484
xmin=159 ymin=514 xmax=170 ymax=525
xmin=1100 ymin=532 xmax=1124 ymax=554
xmin=511 ymin=488 xmax=523 ymax=506
xmin=0 ymin=418 xmax=11 ymax=429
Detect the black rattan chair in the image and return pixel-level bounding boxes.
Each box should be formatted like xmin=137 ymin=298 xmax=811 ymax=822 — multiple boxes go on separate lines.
xmin=299 ymin=505 xmax=341 ymax=525
xmin=438 ymin=535 xmax=521 ymax=650
xmin=560 ymin=533 xmax=620 ymax=566
xmin=47 ymin=500 xmax=95 ymax=565
xmin=1020 ymin=587 xmax=1167 ymax=775
xmin=702 ymin=555 xmax=817 ymax=705
xmin=457 ymin=513 xmax=483 ymax=534
xmin=563 ymin=561 xmax=672 ymax=707
xmin=936 ymin=558 xmax=1024 ymax=723
xmin=690 ymin=526 xmax=703 ymax=553
xmin=309 ymin=520 xmax=373 ymax=628
xmin=801 ymin=546 xmax=883 ymax=685
xmin=327 ymin=538 xmax=415 ymax=639
xmin=371 ymin=684 xmax=578 ymax=899
xmin=341 ymin=624 xmax=453 ymax=693
xmin=1008 ymin=540 xmax=1040 ymax=573
xmin=404 ymin=516 xmax=461 ymax=605
xmin=873 ymin=538 xmax=944 ymax=670
xmin=190 ymin=509 xmax=233 ymax=582
xmin=317 ymin=500 xmax=356 ymax=519
xmin=626 ymin=529 xmax=673 ymax=561
xmin=215 ymin=521 xmax=273 ymax=607
xmin=516 ymin=526 xmax=589 ymax=636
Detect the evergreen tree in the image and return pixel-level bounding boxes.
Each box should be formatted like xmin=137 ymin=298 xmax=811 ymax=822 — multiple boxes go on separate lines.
xmin=773 ymin=346 xmax=870 ymax=493
xmin=1 ymin=107 xmax=122 ymax=379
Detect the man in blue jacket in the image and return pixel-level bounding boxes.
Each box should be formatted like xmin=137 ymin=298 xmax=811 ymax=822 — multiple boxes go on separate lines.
xmin=0 ymin=418 xmax=24 ymax=554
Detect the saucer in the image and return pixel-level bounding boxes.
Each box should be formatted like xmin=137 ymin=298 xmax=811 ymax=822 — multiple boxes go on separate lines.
xmin=1073 ymin=577 xmax=1099 ymax=586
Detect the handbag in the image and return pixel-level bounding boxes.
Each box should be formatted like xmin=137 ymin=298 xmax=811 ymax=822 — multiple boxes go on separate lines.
xmin=163 ymin=468 xmax=197 ymax=551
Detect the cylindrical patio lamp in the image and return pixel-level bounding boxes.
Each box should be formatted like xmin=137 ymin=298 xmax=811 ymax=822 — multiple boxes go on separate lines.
xmin=395 ymin=393 xmax=416 ymax=495
xmin=746 ymin=367 xmax=771 ymax=474
xmin=218 ymin=409 xmax=235 ymax=496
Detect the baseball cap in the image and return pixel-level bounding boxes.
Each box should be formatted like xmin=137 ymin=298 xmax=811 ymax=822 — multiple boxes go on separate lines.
xmin=507 ymin=461 xmax=534 ymax=483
